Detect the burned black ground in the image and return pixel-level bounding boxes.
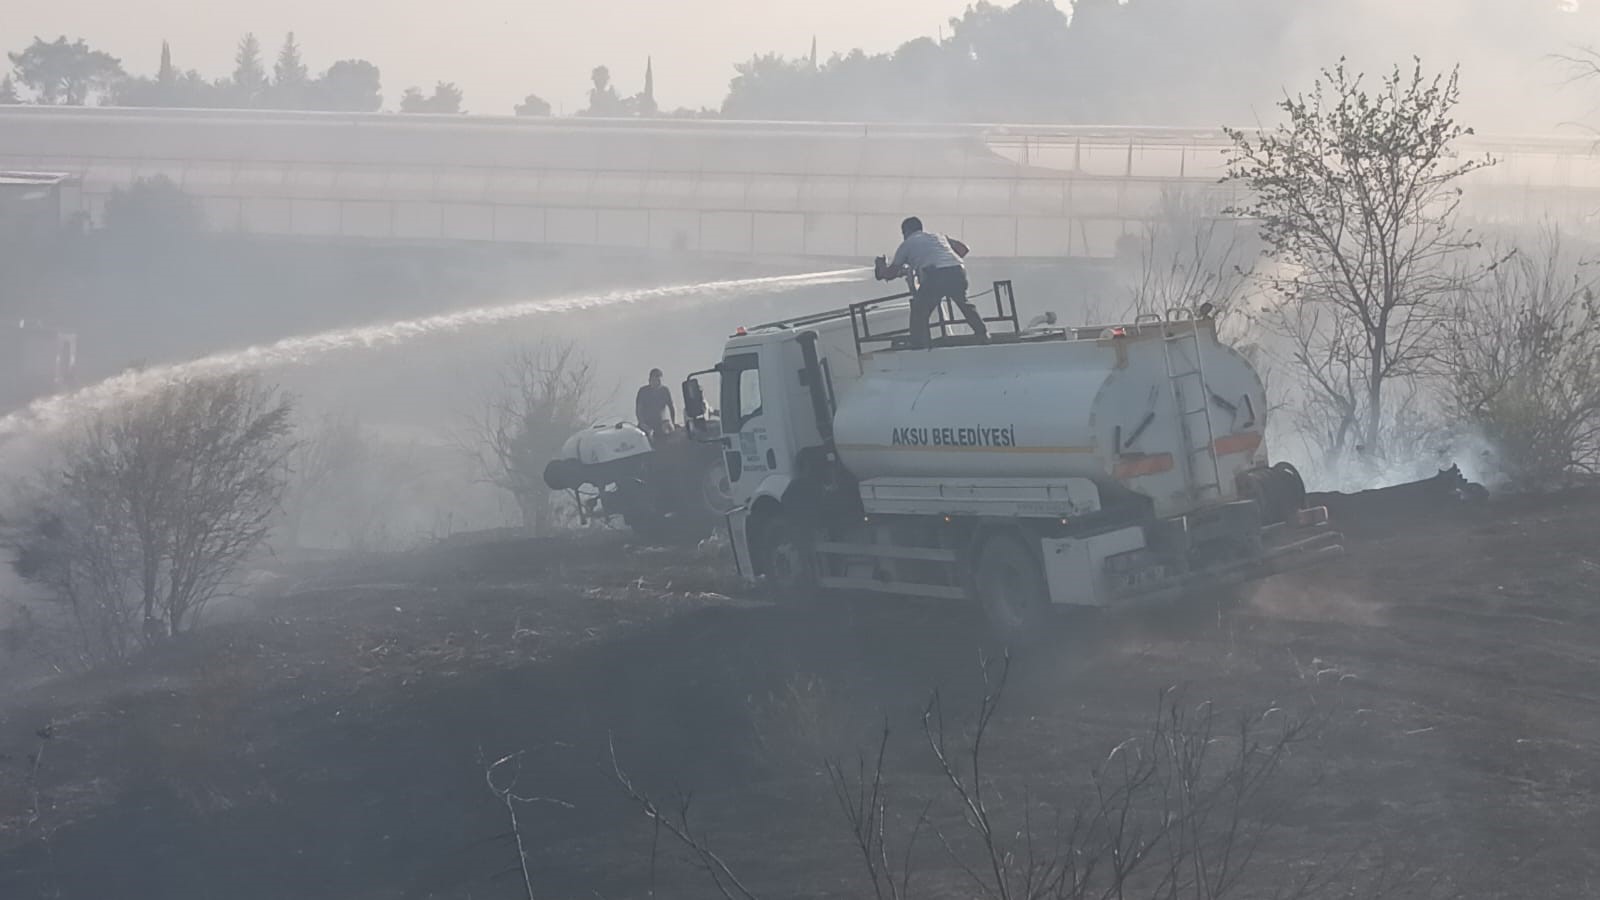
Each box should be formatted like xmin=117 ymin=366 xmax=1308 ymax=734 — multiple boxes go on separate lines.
xmin=1 ymin=491 xmax=1597 ymax=899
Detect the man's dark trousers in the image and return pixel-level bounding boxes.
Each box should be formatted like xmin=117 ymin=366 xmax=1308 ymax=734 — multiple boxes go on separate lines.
xmin=908 ymin=265 xmax=988 ymax=349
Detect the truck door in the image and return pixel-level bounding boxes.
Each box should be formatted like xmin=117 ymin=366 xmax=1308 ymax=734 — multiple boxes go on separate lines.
xmin=723 ymin=340 xmax=822 ymax=483
xmin=719 ymin=351 xmax=777 ymax=489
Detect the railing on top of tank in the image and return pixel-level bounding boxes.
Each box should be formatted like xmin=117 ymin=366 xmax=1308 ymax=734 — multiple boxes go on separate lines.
xmin=847 ymin=279 xmax=1019 ymax=355
xmin=743 ymin=280 xmax=1019 ymax=354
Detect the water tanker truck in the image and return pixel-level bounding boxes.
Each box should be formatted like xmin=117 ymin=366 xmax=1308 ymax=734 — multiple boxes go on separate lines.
xmin=688 ymin=280 xmax=1341 ymax=638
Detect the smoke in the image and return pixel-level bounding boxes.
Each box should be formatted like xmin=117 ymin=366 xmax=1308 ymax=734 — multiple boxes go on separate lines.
xmin=0 ymin=267 xmax=867 ymax=473
xmin=1272 ymin=1 xmax=1595 ymax=134
xmin=1275 ymin=426 xmax=1505 ymax=496
xmin=1191 ymin=1 xmax=1597 ymax=133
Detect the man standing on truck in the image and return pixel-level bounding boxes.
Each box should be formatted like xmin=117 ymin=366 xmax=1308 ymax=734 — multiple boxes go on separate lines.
xmin=635 ymin=368 xmax=676 ymax=442
xmin=875 ymin=216 xmax=989 ymax=349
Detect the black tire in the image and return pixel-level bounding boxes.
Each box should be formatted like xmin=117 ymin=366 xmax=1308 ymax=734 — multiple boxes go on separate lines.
xmin=1272 ymin=461 xmax=1308 ymax=509
xmin=972 ymin=532 xmax=1052 ymax=645
xmin=758 ymin=515 xmax=819 ymax=603
xmin=697 ymin=458 xmax=736 ymax=519
xmin=542 ymin=458 xmax=583 ymax=491
xmin=624 ymin=510 xmax=674 ymax=545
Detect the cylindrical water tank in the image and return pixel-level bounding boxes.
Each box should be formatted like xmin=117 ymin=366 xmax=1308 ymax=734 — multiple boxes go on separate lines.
xmin=829 ymin=324 xmax=1268 ymax=512
xmin=543 ymin=423 xmax=652 ymax=490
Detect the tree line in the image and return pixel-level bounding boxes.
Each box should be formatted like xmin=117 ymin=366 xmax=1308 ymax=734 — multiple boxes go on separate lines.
xmin=0 ymin=33 xmax=685 ymax=117
xmin=4 ymin=34 xmax=387 ymax=113
xmin=723 ymin=0 xmax=1595 ymax=124
xmin=7 ymin=1 xmax=1594 ymax=123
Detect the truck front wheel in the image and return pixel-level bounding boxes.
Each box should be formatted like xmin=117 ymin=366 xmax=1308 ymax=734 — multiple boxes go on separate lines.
xmin=973 ymin=533 xmax=1050 ymax=644
xmin=759 ymin=515 xmax=818 ymax=603
xmin=699 ymin=459 xmax=736 ymax=518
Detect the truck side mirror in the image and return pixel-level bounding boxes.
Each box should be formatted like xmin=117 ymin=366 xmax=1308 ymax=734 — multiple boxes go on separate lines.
xmin=682 ymin=377 xmax=707 ymax=420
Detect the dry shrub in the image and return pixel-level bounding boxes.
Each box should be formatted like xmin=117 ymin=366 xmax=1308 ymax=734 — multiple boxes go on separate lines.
xmin=463 ymin=341 xmax=602 ymax=536
xmin=1446 ymin=228 xmax=1600 ymax=487
xmin=5 ymin=373 xmax=293 ymax=666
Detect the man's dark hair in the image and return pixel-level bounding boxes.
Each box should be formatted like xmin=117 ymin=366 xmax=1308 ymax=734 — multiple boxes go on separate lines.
xmin=649 ymin=368 xmax=663 ymax=378
xmin=900 ymin=216 xmax=923 ymax=237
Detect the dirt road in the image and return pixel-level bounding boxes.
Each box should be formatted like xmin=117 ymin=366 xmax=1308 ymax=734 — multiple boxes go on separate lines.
xmin=1 ymin=492 xmax=1597 ymax=898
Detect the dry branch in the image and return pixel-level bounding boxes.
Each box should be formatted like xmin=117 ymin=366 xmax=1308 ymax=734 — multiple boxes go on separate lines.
xmin=609 ymin=736 xmax=762 ymax=900
xmin=825 ymin=721 xmax=929 ymax=900
xmin=484 ymin=749 xmax=575 ymax=900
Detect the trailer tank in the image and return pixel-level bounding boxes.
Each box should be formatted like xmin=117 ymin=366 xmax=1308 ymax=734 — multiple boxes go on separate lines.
xmin=827 ymin=318 xmax=1267 ymax=518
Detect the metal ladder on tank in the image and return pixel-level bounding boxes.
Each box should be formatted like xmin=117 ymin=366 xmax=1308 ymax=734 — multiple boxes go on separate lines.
xmin=1144 ymin=311 xmax=1224 ymax=501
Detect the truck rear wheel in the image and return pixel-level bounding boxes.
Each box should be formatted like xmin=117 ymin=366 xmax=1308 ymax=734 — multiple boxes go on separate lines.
xmin=973 ymin=533 xmax=1050 ymax=644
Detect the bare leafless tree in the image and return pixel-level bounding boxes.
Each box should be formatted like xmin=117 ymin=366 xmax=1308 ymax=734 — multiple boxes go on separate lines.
xmin=11 ymin=374 xmax=293 ymax=660
xmin=1556 ymin=45 xmax=1600 ymax=114
xmin=1225 ymin=60 xmax=1494 ymax=463
xmin=463 ymin=342 xmax=602 ymax=536
xmin=1276 ymin=300 xmax=1362 ymax=461
xmin=1445 ymin=228 xmax=1600 ymax=486
xmin=1126 ymin=189 xmax=1255 ymax=328
xmin=1553 ymin=46 xmax=1600 ymax=151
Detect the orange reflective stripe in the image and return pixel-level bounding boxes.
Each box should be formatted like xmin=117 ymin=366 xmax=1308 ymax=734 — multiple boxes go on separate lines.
xmin=1114 ymin=453 xmax=1174 ymax=479
xmin=1212 ymin=432 xmax=1264 ymax=456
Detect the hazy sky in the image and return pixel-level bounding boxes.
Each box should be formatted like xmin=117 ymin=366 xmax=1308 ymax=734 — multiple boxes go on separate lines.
xmin=8 ymin=1 xmax=1597 ymax=129
xmin=6 ymin=0 xmax=974 ymax=115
